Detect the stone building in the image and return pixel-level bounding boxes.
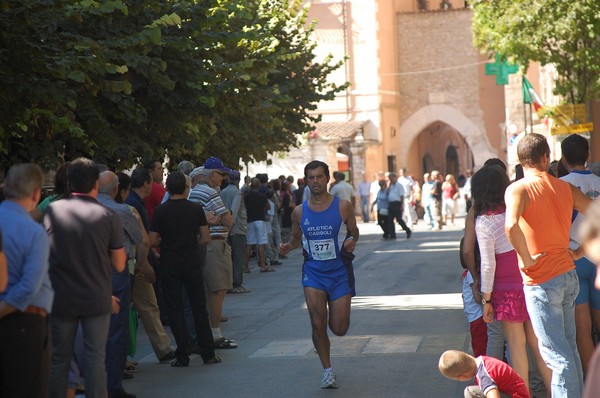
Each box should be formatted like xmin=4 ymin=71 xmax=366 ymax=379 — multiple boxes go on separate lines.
xmin=248 ymin=0 xmax=598 ymax=189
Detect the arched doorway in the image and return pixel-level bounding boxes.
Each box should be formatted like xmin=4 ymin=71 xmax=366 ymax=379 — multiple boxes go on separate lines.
xmin=445 ymin=145 xmax=459 ymax=176
xmin=409 ymin=121 xmax=474 ymax=181
xmin=422 ymin=153 xmax=434 ymax=174
xmin=398 ymin=104 xmax=497 ymax=170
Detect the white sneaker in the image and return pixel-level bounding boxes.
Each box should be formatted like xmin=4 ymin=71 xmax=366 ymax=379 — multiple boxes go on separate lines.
xmin=320 ymin=369 xmax=339 ymax=389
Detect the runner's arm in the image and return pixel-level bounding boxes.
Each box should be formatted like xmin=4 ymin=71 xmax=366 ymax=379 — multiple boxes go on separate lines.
xmin=279 ymin=205 xmax=303 ymax=255
xmin=341 ymin=199 xmax=359 ymax=252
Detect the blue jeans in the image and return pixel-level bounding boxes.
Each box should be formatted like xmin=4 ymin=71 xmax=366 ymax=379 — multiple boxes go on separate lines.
xmin=360 ymin=195 xmax=370 ymax=222
xmin=424 ymin=202 xmax=434 ymax=227
xmin=524 ymin=270 xmax=583 ymax=397
xmin=106 ymin=270 xmax=131 ymax=397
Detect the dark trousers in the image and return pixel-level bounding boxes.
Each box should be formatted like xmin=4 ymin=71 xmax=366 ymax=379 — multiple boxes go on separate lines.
xmin=0 ymin=312 xmax=50 ymax=398
xmin=377 ymin=211 xmax=389 ymax=237
xmin=149 ymin=251 xmax=169 ymax=325
xmin=229 ymin=234 xmax=247 ymax=288
xmin=106 ymin=270 xmax=131 ymax=397
xmin=161 ymin=262 xmax=215 ymax=362
xmin=388 ymin=201 xmax=411 ymax=238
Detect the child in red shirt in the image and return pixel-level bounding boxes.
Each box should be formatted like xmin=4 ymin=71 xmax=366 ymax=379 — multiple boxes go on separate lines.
xmin=439 ymin=350 xmax=530 ymax=398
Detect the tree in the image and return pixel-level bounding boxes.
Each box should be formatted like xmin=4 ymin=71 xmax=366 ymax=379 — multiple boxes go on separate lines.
xmin=0 ymin=0 xmax=346 ymax=171
xmin=471 ymin=0 xmax=600 ymax=104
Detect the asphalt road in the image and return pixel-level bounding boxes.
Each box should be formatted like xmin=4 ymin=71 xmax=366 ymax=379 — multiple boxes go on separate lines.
xmin=125 ymin=218 xmax=471 ymax=398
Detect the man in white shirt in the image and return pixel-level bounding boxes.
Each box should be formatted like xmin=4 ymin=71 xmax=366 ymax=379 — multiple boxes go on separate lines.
xmin=387 ymin=172 xmax=412 ymax=239
xmin=329 ymin=172 xmax=356 ymax=208
xmin=398 ymin=169 xmax=415 ymax=226
xmin=357 ymin=173 xmax=372 ymax=223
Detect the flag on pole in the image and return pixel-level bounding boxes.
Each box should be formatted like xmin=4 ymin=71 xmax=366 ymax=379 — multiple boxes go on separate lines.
xmin=522 ymin=76 xmax=544 ymax=111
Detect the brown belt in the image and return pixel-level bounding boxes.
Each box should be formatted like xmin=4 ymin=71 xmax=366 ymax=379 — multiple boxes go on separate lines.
xmin=211 ymin=236 xmax=227 ymax=240
xmin=23 ymin=306 xmax=48 ymax=318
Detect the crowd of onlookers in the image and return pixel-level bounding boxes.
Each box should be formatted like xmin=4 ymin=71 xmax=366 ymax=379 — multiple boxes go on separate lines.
xmin=4 ymin=134 xmax=600 ymax=398
xmin=0 ymin=156 xmax=316 ymax=398
xmin=441 ymin=133 xmax=600 ymax=398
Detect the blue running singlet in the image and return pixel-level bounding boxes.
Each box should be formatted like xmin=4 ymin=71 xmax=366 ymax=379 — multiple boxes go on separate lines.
xmin=300 ymin=196 xmax=355 ymax=300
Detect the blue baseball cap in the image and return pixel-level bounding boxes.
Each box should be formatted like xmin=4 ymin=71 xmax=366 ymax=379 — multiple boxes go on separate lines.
xmin=228 ymin=170 xmax=241 ymax=180
xmin=204 ymin=157 xmax=232 ymax=174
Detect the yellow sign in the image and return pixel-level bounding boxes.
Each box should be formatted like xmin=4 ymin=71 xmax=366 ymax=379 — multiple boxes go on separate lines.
xmin=552 ymin=122 xmax=594 ymax=136
xmin=550 ymin=103 xmax=594 ymax=136
xmin=555 ymin=104 xmax=587 ymax=124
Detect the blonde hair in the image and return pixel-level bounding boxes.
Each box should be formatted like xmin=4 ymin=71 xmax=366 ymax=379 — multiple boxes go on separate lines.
xmin=438 ymin=350 xmax=474 ymax=379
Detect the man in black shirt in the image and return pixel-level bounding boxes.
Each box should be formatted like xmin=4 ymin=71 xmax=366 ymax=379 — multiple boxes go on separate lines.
xmin=243 ymin=178 xmax=273 ymax=272
xmin=149 ymin=172 xmax=220 ymax=367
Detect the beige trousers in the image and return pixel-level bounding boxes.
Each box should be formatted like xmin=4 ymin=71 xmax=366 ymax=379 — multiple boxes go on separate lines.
xmin=131 ymin=273 xmax=174 ymax=359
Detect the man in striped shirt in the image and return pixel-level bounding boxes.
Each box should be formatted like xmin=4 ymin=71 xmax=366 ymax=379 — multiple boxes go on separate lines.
xmin=188 ymin=158 xmax=237 ymax=349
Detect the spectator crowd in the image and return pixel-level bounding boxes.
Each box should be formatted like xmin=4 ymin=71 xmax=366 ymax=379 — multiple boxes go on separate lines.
xmin=3 ymin=133 xmax=600 ymax=397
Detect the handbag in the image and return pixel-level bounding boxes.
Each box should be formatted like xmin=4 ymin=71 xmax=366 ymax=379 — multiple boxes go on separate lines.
xmin=379 ymin=208 xmax=389 ymax=216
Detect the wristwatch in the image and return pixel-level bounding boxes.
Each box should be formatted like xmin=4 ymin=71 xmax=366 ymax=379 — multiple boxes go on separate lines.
xmin=481 ymin=298 xmax=492 ymax=305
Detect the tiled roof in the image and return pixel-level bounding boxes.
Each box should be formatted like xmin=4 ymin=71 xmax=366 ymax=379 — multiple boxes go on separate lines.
xmin=313 ymin=120 xmax=367 ymax=140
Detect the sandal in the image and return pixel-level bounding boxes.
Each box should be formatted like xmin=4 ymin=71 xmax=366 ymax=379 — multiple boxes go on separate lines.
xmin=260 ymin=267 xmax=276 ymax=273
xmin=203 ymin=354 xmax=222 ymax=365
xmin=243 ymin=268 xmax=252 ymax=273
xmin=214 ymin=337 xmax=238 ymax=349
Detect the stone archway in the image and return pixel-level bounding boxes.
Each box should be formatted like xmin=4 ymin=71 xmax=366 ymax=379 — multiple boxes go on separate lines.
xmin=398 ymin=104 xmax=497 ymax=168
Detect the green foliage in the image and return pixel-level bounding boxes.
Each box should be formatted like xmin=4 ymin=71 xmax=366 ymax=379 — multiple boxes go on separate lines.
xmin=0 ymin=0 xmax=346 ymax=170
xmin=472 ymin=0 xmax=600 ymax=103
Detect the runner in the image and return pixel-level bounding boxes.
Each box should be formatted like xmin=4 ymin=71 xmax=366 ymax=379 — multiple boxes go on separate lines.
xmin=279 ymin=160 xmax=359 ymax=389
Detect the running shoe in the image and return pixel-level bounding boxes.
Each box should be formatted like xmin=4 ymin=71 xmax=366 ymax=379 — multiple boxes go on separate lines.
xmin=320 ymin=369 xmax=339 ymax=389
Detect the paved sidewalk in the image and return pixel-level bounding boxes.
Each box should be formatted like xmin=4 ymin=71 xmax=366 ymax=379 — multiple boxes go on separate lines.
xmin=125 ymin=219 xmax=472 ymax=397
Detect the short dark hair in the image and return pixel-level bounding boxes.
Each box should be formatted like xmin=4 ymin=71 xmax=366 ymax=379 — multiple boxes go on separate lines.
xmin=471 ymin=166 xmax=510 ymax=216
xmin=166 ymin=171 xmax=186 ymax=195
xmin=517 ymin=133 xmax=550 ymax=167
xmin=116 ymin=172 xmax=131 ymax=203
xmin=144 ymin=160 xmax=160 ymax=171
xmin=304 ymin=160 xmax=330 ymax=179
xmin=130 ymin=168 xmax=151 ymax=189
xmin=256 ymin=173 xmax=268 ymax=184
xmin=53 ymin=161 xmax=71 ymax=196
xmin=483 ymin=158 xmax=507 ymax=171
xmin=561 ymin=134 xmax=589 ymax=167
xmin=68 ymin=157 xmax=99 ymax=194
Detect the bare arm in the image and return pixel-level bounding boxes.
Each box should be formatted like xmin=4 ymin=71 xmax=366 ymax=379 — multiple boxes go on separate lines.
xmin=279 ymin=206 xmax=303 ymax=255
xmin=149 ymin=231 xmax=161 ymax=248
xmin=0 ymin=301 xmax=16 ymax=319
xmin=111 ymin=247 xmax=127 ymax=272
xmin=571 ymin=183 xmax=592 ymax=214
xmin=341 ymin=199 xmax=359 ymax=252
xmin=462 ymin=207 xmax=481 ymax=291
xmin=485 ymin=388 xmax=501 ymax=398
xmin=219 ymin=211 xmax=233 ymax=229
xmin=504 ymin=183 xmax=543 ymax=269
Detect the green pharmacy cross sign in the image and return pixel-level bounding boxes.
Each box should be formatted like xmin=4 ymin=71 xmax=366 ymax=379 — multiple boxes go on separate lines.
xmin=485 ymin=54 xmax=519 ymax=85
